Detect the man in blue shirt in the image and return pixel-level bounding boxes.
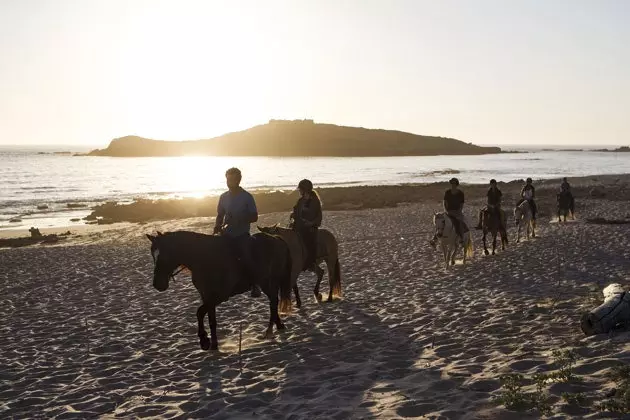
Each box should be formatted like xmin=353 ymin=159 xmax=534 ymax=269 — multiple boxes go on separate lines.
xmin=213 ymin=167 xmax=261 ymax=297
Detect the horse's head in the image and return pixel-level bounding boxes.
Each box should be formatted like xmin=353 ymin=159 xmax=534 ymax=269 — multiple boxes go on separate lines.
xmin=433 ymin=212 xmax=447 ymax=237
xmin=514 ymin=204 xmax=524 ymax=226
xmin=146 ymin=232 xmax=180 ymax=292
xmin=257 ymin=223 xmax=281 ymax=235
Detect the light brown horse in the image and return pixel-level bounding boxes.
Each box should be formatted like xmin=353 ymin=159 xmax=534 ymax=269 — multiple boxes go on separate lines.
xmin=257 ymin=225 xmax=342 ymax=306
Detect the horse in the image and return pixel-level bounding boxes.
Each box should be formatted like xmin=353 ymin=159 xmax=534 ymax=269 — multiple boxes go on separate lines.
xmin=257 ymin=224 xmax=342 ymax=305
xmin=146 ymin=231 xmax=292 ymax=351
xmin=480 ymin=206 xmax=508 ymax=255
xmin=557 ymin=191 xmax=573 ymax=222
xmin=514 ymin=200 xmax=535 ymax=242
xmin=432 ymin=212 xmax=474 ymax=269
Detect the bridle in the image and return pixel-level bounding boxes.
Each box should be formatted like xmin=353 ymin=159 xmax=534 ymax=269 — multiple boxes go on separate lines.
xmin=434 ymin=214 xmax=447 ymax=238
xmin=152 ymin=248 xmax=186 ymax=280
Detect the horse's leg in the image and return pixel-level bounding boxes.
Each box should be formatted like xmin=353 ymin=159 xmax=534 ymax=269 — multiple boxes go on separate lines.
xmin=265 ymin=294 xmax=283 ymax=338
xmin=273 ymin=292 xmax=285 ymax=331
xmin=531 ymin=221 xmax=534 ymax=238
xmin=482 ymin=229 xmax=489 ymax=256
xmin=197 ymin=304 xmax=210 ymax=350
xmin=492 ymin=231 xmax=497 ymax=255
xmin=526 ymin=220 xmax=530 ymax=239
xmin=440 ymin=241 xmax=449 ymax=269
xmin=323 ymin=263 xmax=334 ymax=303
xmin=531 ymin=218 xmax=536 ymax=238
xmin=516 ymin=224 xmax=521 ymax=243
xmin=208 ymin=305 xmax=218 ymax=351
xmin=313 ymin=264 xmax=325 ymax=302
xmin=451 ymin=242 xmax=458 ymax=265
xmin=293 ymin=284 xmax=302 ymax=309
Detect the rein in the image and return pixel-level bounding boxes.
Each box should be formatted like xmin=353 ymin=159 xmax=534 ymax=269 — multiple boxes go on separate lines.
xmin=170 ymin=266 xmax=187 ymax=279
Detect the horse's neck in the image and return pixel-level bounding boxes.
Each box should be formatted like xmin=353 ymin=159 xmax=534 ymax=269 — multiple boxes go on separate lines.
xmin=440 ymin=217 xmax=455 ymax=237
xmin=170 ymin=232 xmax=211 ymax=268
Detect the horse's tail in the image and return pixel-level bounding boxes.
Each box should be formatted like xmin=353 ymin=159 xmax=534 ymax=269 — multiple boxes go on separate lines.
xmin=278 ymin=244 xmax=293 ymax=315
xmin=465 ymin=233 xmax=474 ymax=258
xmin=332 ymin=258 xmax=342 ymax=298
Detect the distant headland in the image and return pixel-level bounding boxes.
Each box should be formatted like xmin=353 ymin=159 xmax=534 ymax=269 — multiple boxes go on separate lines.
xmin=85 ymin=120 xmax=501 ymax=157
xmin=596 ymin=146 xmax=630 ymax=152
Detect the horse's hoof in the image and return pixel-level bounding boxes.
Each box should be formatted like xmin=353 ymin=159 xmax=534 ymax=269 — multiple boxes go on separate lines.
xmin=316 ymin=293 xmax=323 ymax=302
xmin=492 ymin=251 xmax=496 ymax=255
xmin=263 ymin=330 xmax=274 ymax=339
xmin=210 ymin=343 xmax=218 ymax=351
xmin=200 ymin=336 xmax=211 ymax=350
xmin=295 ymin=300 xmax=302 ymax=309
xmin=484 ymin=249 xmax=489 ymax=256
xmin=277 ymin=323 xmax=286 ymax=330
xmin=327 ymin=296 xmax=333 ymax=303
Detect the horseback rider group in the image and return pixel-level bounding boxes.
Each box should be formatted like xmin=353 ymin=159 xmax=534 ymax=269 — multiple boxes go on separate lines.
xmin=214 ymin=167 xmax=323 ymax=297
xmin=431 ymin=176 xmax=574 ymax=245
xmin=214 ymin=167 xmax=573 ymax=290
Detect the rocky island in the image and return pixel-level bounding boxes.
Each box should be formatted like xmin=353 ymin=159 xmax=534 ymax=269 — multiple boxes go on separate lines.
xmin=87 ymin=120 xmax=501 ymax=157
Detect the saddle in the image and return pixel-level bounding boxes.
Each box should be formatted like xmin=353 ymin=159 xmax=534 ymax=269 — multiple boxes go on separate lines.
xmin=484 ymin=205 xmax=502 ymax=218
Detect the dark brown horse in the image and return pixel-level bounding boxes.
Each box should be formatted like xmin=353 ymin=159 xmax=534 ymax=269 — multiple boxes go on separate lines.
xmin=481 ymin=206 xmax=508 ymax=255
xmin=146 ymin=231 xmax=292 ymax=351
xmin=557 ymin=191 xmax=573 ymax=222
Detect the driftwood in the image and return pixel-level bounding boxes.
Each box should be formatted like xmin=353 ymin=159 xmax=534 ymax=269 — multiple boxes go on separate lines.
xmin=581 ymin=284 xmax=630 ymax=335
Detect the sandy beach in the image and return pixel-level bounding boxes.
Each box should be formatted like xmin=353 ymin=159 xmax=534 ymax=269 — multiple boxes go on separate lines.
xmin=3 ymin=179 xmax=630 ymax=419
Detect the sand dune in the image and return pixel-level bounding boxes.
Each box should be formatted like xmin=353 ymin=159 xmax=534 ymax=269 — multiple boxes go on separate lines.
xmin=2 ymin=197 xmax=630 ymax=418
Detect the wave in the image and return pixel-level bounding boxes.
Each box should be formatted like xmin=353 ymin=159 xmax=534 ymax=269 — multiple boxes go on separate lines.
xmin=401 ymin=169 xmax=461 ymax=176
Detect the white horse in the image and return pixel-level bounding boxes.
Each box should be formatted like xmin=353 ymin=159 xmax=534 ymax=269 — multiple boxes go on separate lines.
xmin=432 ymin=212 xmax=474 ymax=269
xmin=514 ymin=200 xmax=535 ymax=242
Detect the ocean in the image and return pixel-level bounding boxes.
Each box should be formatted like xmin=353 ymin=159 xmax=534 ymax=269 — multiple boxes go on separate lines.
xmin=1 ymin=147 xmax=629 ymax=230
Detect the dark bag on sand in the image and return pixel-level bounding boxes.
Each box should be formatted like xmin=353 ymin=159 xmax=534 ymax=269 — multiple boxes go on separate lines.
xmin=581 ymin=284 xmax=630 ymax=335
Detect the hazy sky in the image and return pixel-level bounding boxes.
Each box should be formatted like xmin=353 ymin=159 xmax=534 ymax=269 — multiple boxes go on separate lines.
xmin=0 ymin=0 xmax=629 ymax=146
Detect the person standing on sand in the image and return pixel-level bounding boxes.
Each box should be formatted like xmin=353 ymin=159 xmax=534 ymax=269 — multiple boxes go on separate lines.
xmin=213 ymin=167 xmax=262 ymax=298
xmin=290 ymin=179 xmax=322 ymax=270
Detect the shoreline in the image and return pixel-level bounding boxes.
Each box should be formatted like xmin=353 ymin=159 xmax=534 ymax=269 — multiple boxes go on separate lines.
xmin=2 ymin=173 xmax=629 ymax=240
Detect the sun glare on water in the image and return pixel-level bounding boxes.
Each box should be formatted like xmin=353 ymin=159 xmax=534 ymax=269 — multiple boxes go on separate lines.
xmin=164 ymin=156 xmax=270 ymax=199
xmin=165 ymin=156 xmax=224 ymax=198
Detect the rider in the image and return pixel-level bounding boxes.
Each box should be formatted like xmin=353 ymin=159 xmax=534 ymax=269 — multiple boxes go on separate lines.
xmin=560 ymin=177 xmax=575 ymax=216
xmin=290 ymin=179 xmax=322 ymax=270
xmin=475 ymin=179 xmax=505 ymax=230
xmin=519 ymin=177 xmax=537 ymax=227
xmin=213 ymin=167 xmax=262 ymax=298
xmin=444 ymin=178 xmax=468 ymax=245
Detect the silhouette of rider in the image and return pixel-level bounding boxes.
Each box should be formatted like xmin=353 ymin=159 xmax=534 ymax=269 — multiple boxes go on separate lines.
xmin=213 ymin=167 xmax=262 ymax=298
